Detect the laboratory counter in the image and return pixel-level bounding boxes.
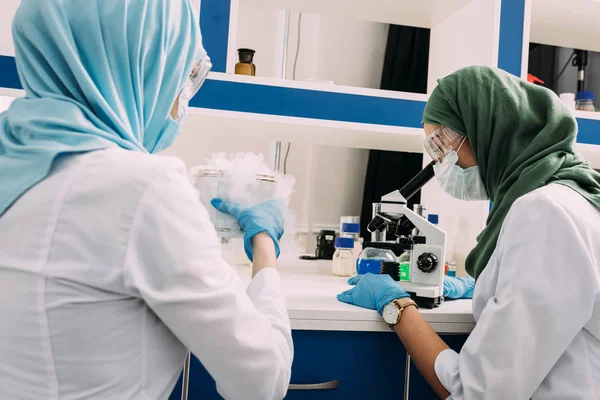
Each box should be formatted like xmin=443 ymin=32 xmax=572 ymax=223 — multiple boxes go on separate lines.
xmin=172 ymin=259 xmax=475 ymax=399
xmin=235 ymin=259 xmax=476 ymax=334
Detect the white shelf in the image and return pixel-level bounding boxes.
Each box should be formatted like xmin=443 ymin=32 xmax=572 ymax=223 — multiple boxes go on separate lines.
xmin=239 ymin=0 xmax=476 ymax=27
xmin=187 ymin=108 xmax=426 ymax=153
xmin=530 ymin=0 xmax=600 ymax=52
xmin=206 ymin=72 xmax=429 ymax=102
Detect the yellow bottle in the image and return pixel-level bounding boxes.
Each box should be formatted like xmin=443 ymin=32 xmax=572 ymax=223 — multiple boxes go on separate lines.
xmin=235 ymin=48 xmax=256 ymax=76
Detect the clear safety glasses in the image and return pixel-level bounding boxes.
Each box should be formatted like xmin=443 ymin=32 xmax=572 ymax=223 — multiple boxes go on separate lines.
xmin=181 ymin=55 xmax=213 ymax=101
xmin=423 ymin=126 xmax=464 ymax=163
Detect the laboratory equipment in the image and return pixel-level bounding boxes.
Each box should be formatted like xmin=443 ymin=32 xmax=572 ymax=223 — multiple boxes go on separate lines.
xmin=446 ymin=261 xmax=457 ymax=277
xmin=366 ymin=160 xmax=446 ymax=308
xmin=340 ymin=216 xmax=360 ymax=231
xmin=560 ymin=93 xmax=576 ymax=110
xmin=356 ymin=247 xmax=397 ymax=275
xmin=341 ymin=223 xmax=363 ymax=253
xmin=189 ymin=167 xmax=276 ymax=239
xmin=412 ymin=204 xmax=427 ymax=237
xmin=315 ymin=230 xmax=337 ymax=260
xmin=398 ymin=249 xmax=411 ymax=282
xmin=235 ymin=48 xmax=256 ymax=76
xmin=332 ymin=237 xmax=355 ymax=277
xmin=428 ymin=214 xmax=439 ymax=226
xmin=576 ymin=91 xmax=595 ymax=112
xmin=370 ymin=203 xmax=385 ymax=242
xmin=380 ymin=261 xmax=401 ymax=281
xmin=573 ymin=50 xmax=589 ymax=93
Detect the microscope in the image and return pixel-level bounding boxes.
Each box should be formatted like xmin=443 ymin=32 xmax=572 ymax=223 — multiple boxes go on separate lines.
xmin=367 ymin=161 xmax=445 ymax=308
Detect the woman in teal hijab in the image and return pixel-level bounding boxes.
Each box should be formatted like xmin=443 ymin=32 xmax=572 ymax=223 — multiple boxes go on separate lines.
xmin=0 ymin=1 xmax=293 ymax=399
xmin=338 ymin=66 xmax=600 ymax=399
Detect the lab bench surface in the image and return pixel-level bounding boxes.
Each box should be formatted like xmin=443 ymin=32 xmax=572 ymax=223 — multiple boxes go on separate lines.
xmin=169 ymin=259 xmax=474 ymax=400
xmin=237 ymin=258 xmax=475 ymax=334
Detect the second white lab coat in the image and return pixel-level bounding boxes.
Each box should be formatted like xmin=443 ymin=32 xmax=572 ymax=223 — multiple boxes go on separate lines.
xmin=435 ymin=184 xmax=600 ymax=399
xmin=0 ymin=148 xmax=293 ymax=400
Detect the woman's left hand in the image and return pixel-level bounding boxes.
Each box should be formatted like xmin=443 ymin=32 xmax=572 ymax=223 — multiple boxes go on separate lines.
xmin=443 ymin=275 xmax=475 ymax=299
xmin=337 ymin=273 xmax=410 ymax=315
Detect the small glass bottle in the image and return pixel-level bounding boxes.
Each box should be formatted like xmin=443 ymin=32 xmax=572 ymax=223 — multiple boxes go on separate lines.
xmin=235 ymin=48 xmax=256 ymax=76
xmin=332 ymin=237 xmax=355 ymax=277
xmin=446 ymin=261 xmax=457 ymax=277
xmin=576 ymin=91 xmax=595 ymax=112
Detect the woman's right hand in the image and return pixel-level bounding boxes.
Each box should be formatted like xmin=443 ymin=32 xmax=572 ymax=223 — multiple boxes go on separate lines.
xmin=211 ymin=198 xmax=284 ymax=261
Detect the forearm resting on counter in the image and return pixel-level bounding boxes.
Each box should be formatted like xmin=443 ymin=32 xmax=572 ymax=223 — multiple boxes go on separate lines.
xmin=395 ymin=306 xmax=450 ymax=399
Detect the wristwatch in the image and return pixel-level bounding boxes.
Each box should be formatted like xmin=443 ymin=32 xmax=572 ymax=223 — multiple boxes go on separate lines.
xmin=382 ymin=298 xmax=418 ymax=327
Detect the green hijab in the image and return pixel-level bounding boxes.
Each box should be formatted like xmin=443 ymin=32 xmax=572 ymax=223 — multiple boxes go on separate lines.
xmin=423 ymin=66 xmax=600 ymax=279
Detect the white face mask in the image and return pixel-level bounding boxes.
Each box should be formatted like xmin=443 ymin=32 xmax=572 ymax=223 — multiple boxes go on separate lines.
xmin=433 ymin=140 xmax=488 ymax=201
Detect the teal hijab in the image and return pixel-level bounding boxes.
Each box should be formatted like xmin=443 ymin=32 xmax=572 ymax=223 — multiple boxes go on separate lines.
xmin=423 ymin=66 xmax=600 ymax=279
xmin=0 ymin=0 xmax=205 ymax=216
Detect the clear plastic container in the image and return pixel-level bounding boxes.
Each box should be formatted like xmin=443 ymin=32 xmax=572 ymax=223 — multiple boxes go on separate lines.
xmin=356 ymin=247 xmax=397 ymax=275
xmin=332 ymin=237 xmax=355 ymax=277
xmin=576 ymin=91 xmax=595 ymax=112
xmin=189 ymin=167 xmax=276 ymax=239
xmin=560 ymin=93 xmax=576 ymax=110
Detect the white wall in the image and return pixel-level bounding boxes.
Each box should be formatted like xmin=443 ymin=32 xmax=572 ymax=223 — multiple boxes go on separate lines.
xmin=235 ymin=5 xmax=388 ymax=87
xmin=0 ymin=0 xmax=18 ymax=56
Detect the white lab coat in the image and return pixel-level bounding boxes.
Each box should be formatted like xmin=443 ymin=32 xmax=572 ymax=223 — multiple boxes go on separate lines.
xmin=0 ymin=148 xmax=293 ymax=400
xmin=435 ymin=184 xmax=600 ymax=399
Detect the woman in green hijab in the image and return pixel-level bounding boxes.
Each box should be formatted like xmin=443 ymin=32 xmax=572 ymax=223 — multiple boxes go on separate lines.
xmin=338 ymin=66 xmax=600 ymax=399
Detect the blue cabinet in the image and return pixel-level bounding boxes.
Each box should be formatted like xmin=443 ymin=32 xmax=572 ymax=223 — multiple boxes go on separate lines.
xmin=170 ymin=331 xmax=468 ymax=400
xmin=407 ymin=334 xmax=468 ymax=400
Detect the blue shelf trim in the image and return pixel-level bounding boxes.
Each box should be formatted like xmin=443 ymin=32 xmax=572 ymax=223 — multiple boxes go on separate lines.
xmin=1 ymin=54 xmax=426 ymax=128
xmin=0 ymin=56 xmax=20 ymax=89
xmin=200 ymin=0 xmax=231 ymax=73
xmin=498 ymin=0 xmax=526 ymax=77
xmin=192 ymin=79 xmax=427 ymax=128
xmin=577 ymin=117 xmax=600 ymax=146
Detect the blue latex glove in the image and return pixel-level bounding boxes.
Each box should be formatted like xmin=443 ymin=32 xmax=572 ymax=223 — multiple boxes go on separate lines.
xmin=211 ymin=198 xmax=284 ymax=262
xmin=443 ymin=276 xmax=475 ymax=300
xmin=337 ymin=273 xmax=410 ymax=315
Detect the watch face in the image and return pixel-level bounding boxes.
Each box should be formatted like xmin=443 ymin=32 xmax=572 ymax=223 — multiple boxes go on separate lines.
xmin=382 ymin=303 xmax=399 ymax=325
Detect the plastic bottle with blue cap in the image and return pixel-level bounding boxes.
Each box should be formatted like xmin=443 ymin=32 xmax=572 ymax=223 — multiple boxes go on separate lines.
xmin=341 ymin=222 xmax=363 ymax=257
xmin=332 ymin=237 xmax=355 ymax=277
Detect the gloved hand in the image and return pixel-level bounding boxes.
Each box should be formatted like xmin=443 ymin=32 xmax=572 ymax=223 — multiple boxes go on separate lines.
xmin=443 ymin=275 xmax=475 ymax=300
xmin=337 ymin=273 xmax=410 ymax=315
xmin=211 ymin=198 xmax=284 ymax=262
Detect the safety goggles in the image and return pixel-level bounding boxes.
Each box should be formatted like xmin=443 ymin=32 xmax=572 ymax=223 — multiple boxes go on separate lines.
xmin=423 ymin=126 xmax=464 ymax=163
xmin=181 ymin=55 xmax=212 ymax=101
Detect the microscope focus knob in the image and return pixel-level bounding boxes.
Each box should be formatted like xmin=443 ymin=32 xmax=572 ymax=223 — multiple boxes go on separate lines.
xmin=417 ymin=253 xmax=438 ymax=273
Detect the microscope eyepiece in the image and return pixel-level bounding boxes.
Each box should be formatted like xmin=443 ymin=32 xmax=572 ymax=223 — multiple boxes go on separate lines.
xmin=399 ymin=160 xmax=435 ymax=201
xmin=367 ymin=214 xmax=390 ymax=233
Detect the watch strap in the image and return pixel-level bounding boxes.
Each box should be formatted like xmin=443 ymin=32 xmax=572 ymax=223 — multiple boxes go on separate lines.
xmin=393 ymin=297 xmax=418 ymax=311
